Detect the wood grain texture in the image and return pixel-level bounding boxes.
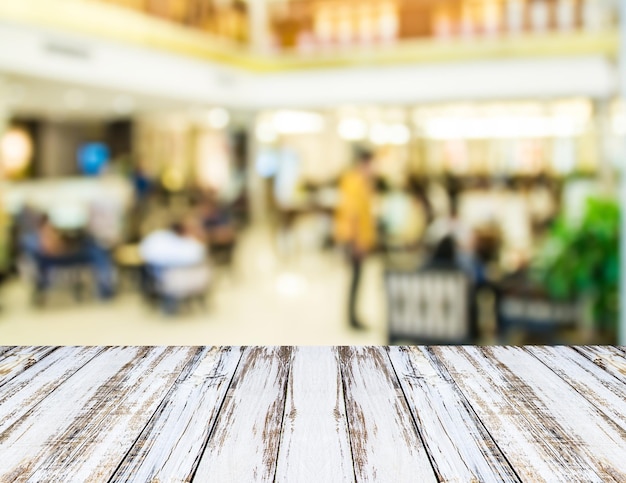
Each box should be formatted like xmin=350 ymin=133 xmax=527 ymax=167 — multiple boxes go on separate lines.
xmin=338 ymin=346 xmax=437 ymax=483
xmin=527 ymin=346 xmax=626 ymax=433
xmin=388 ymin=346 xmax=520 ymax=483
xmin=193 ymin=346 xmax=293 ymax=482
xmin=0 ymin=347 xmax=160 ymax=481
xmin=274 ymin=347 xmax=355 ymax=483
xmin=110 ymin=346 xmax=243 ymax=482
xmin=573 ymin=346 xmax=626 ymax=384
xmin=0 ymin=346 xmax=57 ymax=387
xmin=0 ymin=346 xmax=103 ymax=436
xmin=434 ymin=346 xmax=626 ymax=482
xmin=1 ymin=346 xmax=626 ymax=482
xmin=0 ymin=346 xmax=14 ymax=358
xmin=28 ymin=346 xmax=198 ymax=482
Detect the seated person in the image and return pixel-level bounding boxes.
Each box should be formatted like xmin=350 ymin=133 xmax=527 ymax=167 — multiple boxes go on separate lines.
xmin=422 ymin=235 xmax=461 ymax=271
xmin=28 ymin=215 xmax=115 ymax=300
xmin=140 ymin=221 xmax=206 ymax=268
xmin=139 ymin=221 xmax=211 ymax=311
xmin=200 ymin=200 xmax=235 ymax=244
xmin=421 ymin=234 xmax=479 ymax=339
xmin=198 ymin=199 xmax=236 ymax=265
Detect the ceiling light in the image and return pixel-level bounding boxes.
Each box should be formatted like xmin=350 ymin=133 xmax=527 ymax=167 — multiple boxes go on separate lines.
xmin=338 ymin=118 xmax=368 ymax=141
xmin=388 ymin=123 xmax=411 ymax=145
xmin=0 ymin=128 xmax=33 ymax=177
xmin=272 ymin=111 xmax=324 ymax=134
xmin=422 ymin=116 xmax=586 ymax=139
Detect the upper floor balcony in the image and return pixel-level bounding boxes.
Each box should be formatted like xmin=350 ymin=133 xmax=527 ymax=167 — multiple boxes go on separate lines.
xmin=0 ymin=0 xmax=620 ymax=72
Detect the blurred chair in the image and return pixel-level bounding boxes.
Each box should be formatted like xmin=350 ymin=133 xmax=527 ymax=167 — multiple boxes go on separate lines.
xmin=142 ymin=263 xmax=212 ymax=315
xmin=385 ymin=269 xmax=472 ymax=345
xmin=113 ymin=243 xmax=144 ymax=291
xmin=29 ymin=251 xmax=93 ymax=306
xmin=495 ymin=289 xmax=579 ymax=344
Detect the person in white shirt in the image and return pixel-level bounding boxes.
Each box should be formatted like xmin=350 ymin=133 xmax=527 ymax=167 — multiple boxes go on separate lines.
xmin=139 ymin=221 xmax=211 ymax=313
xmin=140 ymin=223 xmax=206 ymax=268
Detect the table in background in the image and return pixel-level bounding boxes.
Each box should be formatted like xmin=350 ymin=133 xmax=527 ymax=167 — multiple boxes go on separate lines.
xmin=1 ymin=345 xmax=626 ymax=481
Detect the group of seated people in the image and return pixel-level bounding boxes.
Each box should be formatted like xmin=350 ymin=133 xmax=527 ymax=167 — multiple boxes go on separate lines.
xmin=19 ymin=211 xmax=115 ymax=302
xmin=14 ymin=193 xmax=237 ymax=313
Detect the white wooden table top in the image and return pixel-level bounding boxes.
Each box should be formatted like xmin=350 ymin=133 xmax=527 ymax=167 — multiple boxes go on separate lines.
xmin=1 ymin=346 xmax=626 ymax=482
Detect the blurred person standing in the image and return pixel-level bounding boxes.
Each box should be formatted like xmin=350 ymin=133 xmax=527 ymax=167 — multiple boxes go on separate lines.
xmin=334 ymin=149 xmax=377 ymax=330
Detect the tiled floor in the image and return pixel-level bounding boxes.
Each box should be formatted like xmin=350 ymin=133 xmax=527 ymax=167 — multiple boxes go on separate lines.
xmin=0 ymin=225 xmax=387 ymax=345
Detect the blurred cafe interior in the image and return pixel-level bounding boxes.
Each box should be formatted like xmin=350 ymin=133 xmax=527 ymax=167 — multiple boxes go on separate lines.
xmin=0 ymin=0 xmax=624 ymax=346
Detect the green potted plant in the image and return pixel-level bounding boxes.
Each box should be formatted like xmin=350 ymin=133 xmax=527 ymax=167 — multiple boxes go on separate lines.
xmin=533 ymin=196 xmax=619 ymax=339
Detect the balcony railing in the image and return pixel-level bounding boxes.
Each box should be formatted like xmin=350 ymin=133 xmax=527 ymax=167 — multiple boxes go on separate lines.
xmin=267 ymin=0 xmax=618 ymax=52
xmin=88 ymin=1 xmax=620 ymax=51
xmin=98 ymin=0 xmax=249 ymax=43
xmin=1 ymin=0 xmax=619 ymax=70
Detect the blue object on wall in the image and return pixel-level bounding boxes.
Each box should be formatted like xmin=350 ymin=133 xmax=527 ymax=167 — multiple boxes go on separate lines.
xmin=77 ymin=143 xmax=110 ymax=175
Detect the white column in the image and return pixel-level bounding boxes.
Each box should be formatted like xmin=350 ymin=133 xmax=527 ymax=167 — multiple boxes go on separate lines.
xmin=618 ymin=1 xmax=626 ymax=345
xmin=0 ymin=76 xmax=9 ymax=181
xmin=0 ymin=76 xmax=7 ymax=133
xmin=595 ymin=99 xmax=616 ymax=194
xmin=248 ymin=0 xmax=271 ymax=53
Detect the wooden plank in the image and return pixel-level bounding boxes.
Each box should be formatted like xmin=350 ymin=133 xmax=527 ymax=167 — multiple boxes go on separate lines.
xmin=25 ymin=346 xmax=197 ymax=481
xmin=0 ymin=346 xmax=15 ymax=358
xmin=274 ymin=347 xmax=355 ymax=483
xmin=434 ymin=346 xmax=626 ymax=482
xmin=388 ymin=346 xmax=520 ymax=482
xmin=193 ymin=347 xmax=293 ymax=482
xmin=0 ymin=346 xmax=57 ymax=387
xmin=338 ymin=347 xmax=437 ymax=483
xmin=0 ymin=347 xmax=178 ymax=480
xmin=527 ymin=346 xmax=626 ymax=433
xmin=109 ymin=346 xmax=243 ymax=482
xmin=573 ymin=346 xmax=626 ymax=384
xmin=0 ymin=346 xmax=104 ymax=436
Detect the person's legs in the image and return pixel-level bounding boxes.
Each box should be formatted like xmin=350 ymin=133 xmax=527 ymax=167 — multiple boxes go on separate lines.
xmin=33 ymin=255 xmax=52 ymax=306
xmin=86 ymin=242 xmax=115 ymax=299
xmin=348 ymin=253 xmax=366 ymax=329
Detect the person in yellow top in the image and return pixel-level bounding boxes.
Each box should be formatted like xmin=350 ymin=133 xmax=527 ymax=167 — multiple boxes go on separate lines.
xmin=334 ymin=150 xmax=377 ymax=330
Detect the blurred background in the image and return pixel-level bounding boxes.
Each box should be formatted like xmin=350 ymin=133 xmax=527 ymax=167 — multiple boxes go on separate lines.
xmin=0 ymin=0 xmax=624 ymax=345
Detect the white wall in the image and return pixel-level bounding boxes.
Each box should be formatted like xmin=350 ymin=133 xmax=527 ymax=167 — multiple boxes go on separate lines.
xmin=0 ymin=21 xmax=619 ymax=111
xmin=0 ymin=22 xmax=249 ymax=107
xmin=248 ymin=57 xmax=617 ymax=108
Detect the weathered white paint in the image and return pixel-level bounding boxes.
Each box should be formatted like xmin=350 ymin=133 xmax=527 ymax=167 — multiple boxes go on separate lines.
xmin=526 ymin=346 xmax=626 ymax=432
xmin=0 ymin=346 xmax=625 ymax=481
xmin=0 ymin=347 xmax=152 ymax=479
xmin=27 ymin=346 xmax=197 ymax=481
xmin=0 ymin=346 xmax=103 ymax=436
xmin=338 ymin=346 xmax=438 ymax=483
xmin=388 ymin=346 xmax=519 ymax=482
xmin=434 ymin=346 xmax=626 ymax=482
xmin=193 ymin=347 xmax=293 ymax=482
xmin=0 ymin=346 xmax=56 ymax=387
xmin=111 ymin=346 xmax=243 ymax=482
xmin=0 ymin=346 xmax=14 ymax=358
xmin=274 ymin=347 xmax=355 ymax=483
xmin=574 ymin=345 xmax=626 ymax=384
